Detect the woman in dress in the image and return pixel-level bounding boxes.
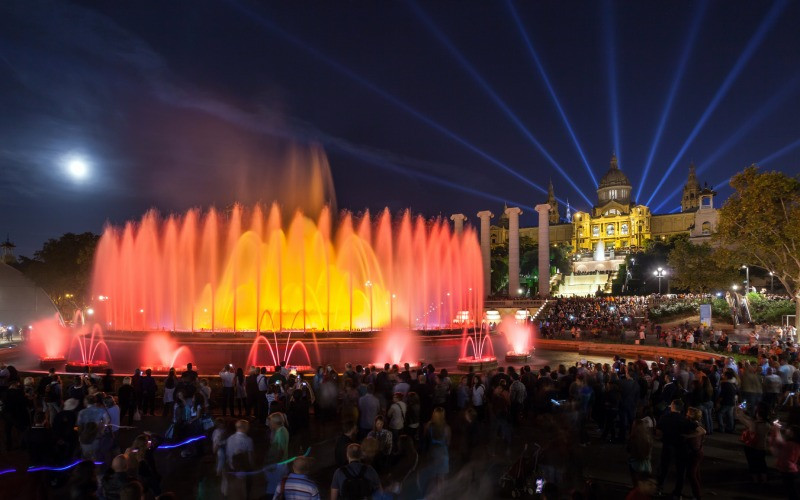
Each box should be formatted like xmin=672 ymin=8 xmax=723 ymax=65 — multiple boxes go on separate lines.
xmin=737 ymin=403 xmax=770 ymax=484
xmin=234 ymin=367 xmax=247 ymax=417
xmin=421 ymin=407 xmax=451 ymax=495
xmin=162 ymin=368 xmax=176 ymax=419
xmin=686 ymin=407 xmax=707 ymax=500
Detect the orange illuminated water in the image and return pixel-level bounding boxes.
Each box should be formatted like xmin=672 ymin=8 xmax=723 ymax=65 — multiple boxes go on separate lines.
xmin=91 ymin=204 xmax=483 ymax=333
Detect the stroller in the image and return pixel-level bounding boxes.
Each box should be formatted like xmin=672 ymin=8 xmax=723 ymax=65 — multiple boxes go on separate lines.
xmin=498 ymin=443 xmax=542 ymax=498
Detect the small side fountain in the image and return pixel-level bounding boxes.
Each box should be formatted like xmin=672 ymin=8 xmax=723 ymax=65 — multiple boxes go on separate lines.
xmin=141 ymin=332 xmax=194 ymax=374
xmin=66 ymin=324 xmax=113 ymax=373
xmin=457 ymin=322 xmax=497 ymax=372
xmin=246 ymin=332 xmax=313 ymax=373
xmin=499 ymin=316 xmax=535 ymax=363
xmin=30 ymin=315 xmax=70 ymax=368
xmin=372 ymin=328 xmax=421 ymax=369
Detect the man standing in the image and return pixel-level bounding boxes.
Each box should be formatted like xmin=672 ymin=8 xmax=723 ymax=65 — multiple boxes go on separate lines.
xmin=717 ymin=371 xmax=738 ymax=432
xmin=219 ymin=365 xmax=235 ymax=417
xmin=357 ymin=384 xmax=380 ymax=439
xmin=226 ymin=420 xmax=255 ymax=499
xmin=141 ymin=369 xmax=157 ymax=416
xmin=273 ymin=456 xmax=320 ymax=500
xmin=656 ymin=399 xmax=697 ymax=496
xmin=257 ymin=368 xmax=270 ymax=423
xmin=330 ymin=443 xmax=381 ymax=500
xmin=387 ymin=393 xmax=407 ymax=443
xmin=245 ymin=367 xmax=259 ymax=418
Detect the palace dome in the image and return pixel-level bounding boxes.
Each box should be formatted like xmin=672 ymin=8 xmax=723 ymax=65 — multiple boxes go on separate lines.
xmin=598 ymin=153 xmax=631 ymax=189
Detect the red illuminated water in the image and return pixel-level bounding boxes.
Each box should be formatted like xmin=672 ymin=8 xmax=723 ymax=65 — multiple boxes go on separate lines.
xmin=372 ymin=328 xmax=420 ymax=366
xmin=140 ymin=332 xmax=195 ymax=372
xmin=91 ymin=205 xmax=483 ymax=334
xmin=459 ymin=323 xmax=496 ymax=362
xmin=498 ymin=316 xmax=535 ymax=355
xmin=28 ymin=315 xmax=70 ymax=360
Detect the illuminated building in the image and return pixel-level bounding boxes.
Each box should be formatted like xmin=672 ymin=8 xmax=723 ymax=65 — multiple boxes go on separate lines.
xmin=488 ymin=153 xmax=718 ymax=275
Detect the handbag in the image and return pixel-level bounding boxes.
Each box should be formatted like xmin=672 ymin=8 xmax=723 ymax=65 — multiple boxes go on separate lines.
xmin=740 ymin=428 xmax=757 ymax=447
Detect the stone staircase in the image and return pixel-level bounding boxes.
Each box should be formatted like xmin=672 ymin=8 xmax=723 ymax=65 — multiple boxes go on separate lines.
xmin=555 ymin=273 xmax=611 ymax=297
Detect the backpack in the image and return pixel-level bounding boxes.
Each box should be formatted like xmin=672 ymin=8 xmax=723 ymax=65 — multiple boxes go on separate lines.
xmin=339 ymin=463 xmax=374 ymax=500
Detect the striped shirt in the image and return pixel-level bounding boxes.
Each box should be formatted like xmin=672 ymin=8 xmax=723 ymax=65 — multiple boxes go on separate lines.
xmin=273 ymin=473 xmax=320 ymax=500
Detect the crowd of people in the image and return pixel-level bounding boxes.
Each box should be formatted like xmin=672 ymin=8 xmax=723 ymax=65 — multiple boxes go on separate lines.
xmin=2 ymin=340 xmax=800 ymax=498
xmin=539 ymin=297 xmax=648 ymax=339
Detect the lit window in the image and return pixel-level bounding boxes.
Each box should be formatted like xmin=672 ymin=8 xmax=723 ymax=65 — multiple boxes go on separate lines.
xmin=621 ymin=223 xmax=629 ymax=235
xmin=592 ymin=225 xmax=600 ymax=237
xmin=606 ymin=224 xmax=615 ymax=235
xmin=701 ymin=221 xmax=711 ymax=235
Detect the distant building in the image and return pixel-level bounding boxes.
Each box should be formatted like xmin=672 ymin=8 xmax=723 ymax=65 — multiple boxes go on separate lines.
xmin=0 ymin=262 xmax=61 ymax=327
xmin=489 ymin=153 xmax=718 ymax=273
xmin=1 ymin=236 xmax=16 ymax=265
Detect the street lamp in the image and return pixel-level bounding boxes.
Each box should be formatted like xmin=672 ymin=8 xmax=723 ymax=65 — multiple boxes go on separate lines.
xmin=365 ymin=280 xmax=373 ymax=332
xmin=769 ymin=271 xmax=774 ymax=293
xmin=653 ymin=267 xmax=667 ymax=294
xmin=741 ymin=265 xmax=750 ymax=293
xmin=391 ymin=293 xmax=396 ymax=329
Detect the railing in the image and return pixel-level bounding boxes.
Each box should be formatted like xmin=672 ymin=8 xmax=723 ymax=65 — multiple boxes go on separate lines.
xmin=484 ymin=298 xmax=547 ymax=308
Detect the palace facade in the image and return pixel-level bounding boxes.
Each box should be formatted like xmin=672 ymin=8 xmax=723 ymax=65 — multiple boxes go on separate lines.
xmin=489 ymin=154 xmax=718 ymax=272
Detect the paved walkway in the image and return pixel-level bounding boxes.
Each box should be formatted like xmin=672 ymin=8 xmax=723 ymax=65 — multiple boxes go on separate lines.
xmin=0 ymin=404 xmax=789 ymax=499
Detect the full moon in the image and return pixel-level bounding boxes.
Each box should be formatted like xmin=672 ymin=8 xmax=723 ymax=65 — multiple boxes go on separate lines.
xmin=66 ymin=157 xmax=89 ymax=180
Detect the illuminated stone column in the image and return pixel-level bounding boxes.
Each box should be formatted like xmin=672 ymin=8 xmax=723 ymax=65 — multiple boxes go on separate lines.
xmin=535 ymin=204 xmax=551 ymax=297
xmin=505 ymin=207 xmax=523 ymax=297
xmin=477 ymin=210 xmax=494 ymax=297
xmin=450 ymin=213 xmax=467 ymax=235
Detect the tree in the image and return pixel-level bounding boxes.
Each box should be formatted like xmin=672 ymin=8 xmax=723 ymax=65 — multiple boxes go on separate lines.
xmin=14 ymin=232 xmax=100 ymax=317
xmin=716 ymin=166 xmax=800 ymax=327
xmin=668 ymin=240 xmax=739 ymax=293
xmin=490 ymin=244 xmax=508 ymax=295
xmin=625 ymin=234 xmax=686 ymax=294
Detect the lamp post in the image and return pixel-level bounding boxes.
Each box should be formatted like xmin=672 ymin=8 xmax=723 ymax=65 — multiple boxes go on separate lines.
xmin=391 ymin=293 xmax=395 ymax=329
xmin=742 ymin=265 xmax=750 ymax=293
xmin=653 ymin=267 xmax=667 ymax=294
xmin=769 ymin=271 xmax=774 ymax=293
xmin=365 ymin=280 xmax=373 ymax=332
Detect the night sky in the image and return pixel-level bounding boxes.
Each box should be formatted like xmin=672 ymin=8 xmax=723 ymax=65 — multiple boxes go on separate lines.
xmin=2 ymin=0 xmax=800 ymax=256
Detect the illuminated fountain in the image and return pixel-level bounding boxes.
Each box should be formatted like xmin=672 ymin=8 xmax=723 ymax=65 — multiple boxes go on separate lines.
xmin=372 ymin=328 xmax=420 ymax=368
xmin=90 ymin=204 xmax=483 ymax=334
xmin=499 ymin=315 xmax=535 ymax=363
xmin=246 ymin=332 xmax=313 ymax=372
xmin=30 ymin=315 xmax=70 ymax=368
xmin=140 ymin=332 xmax=194 ymax=374
xmin=457 ymin=323 xmax=497 ymax=372
xmin=65 ymin=323 xmax=112 ymax=373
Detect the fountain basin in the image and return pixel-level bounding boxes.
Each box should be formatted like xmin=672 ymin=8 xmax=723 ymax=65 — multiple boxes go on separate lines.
xmin=39 ymin=357 xmax=66 ymax=369
xmin=505 ymin=350 xmax=533 ymax=363
xmin=65 ymin=360 xmax=110 ymax=373
xmin=457 ymin=356 xmax=498 ymax=372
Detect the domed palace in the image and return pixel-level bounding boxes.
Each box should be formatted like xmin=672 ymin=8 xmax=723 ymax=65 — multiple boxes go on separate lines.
xmin=486 ymin=153 xmax=718 ymax=296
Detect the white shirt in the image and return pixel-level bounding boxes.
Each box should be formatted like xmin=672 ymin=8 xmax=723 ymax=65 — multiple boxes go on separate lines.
xmin=225 ymin=431 xmax=254 ymax=468
xmin=220 ymin=370 xmax=235 ymax=388
xmin=472 ymin=384 xmax=486 ymax=406
xmin=257 ymin=374 xmax=269 ymax=392
xmin=387 ymin=401 xmax=407 ymax=430
xmin=105 ymin=405 xmax=120 ymax=431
